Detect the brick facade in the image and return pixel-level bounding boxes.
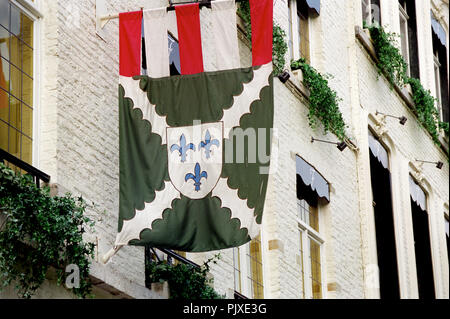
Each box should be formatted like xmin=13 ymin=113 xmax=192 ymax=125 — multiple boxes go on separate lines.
xmin=1 ymin=0 xmax=448 ymax=299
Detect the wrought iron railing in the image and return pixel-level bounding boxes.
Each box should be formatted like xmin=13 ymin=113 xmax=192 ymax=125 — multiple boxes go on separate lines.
xmin=144 ymin=246 xmax=201 ymax=289
xmin=0 ymin=148 xmax=50 ymax=188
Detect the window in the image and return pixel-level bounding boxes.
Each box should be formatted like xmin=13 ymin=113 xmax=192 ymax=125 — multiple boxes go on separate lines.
xmin=233 ymin=235 xmax=264 ymax=299
xmin=398 ymin=2 xmax=410 ymax=76
xmin=297 ymin=199 xmax=324 ymax=299
xmin=409 ymin=176 xmax=435 ymax=299
xmin=362 ymin=0 xmax=381 ymax=26
xmin=368 ymin=132 xmax=400 ymax=299
xmin=434 ymin=52 xmax=442 ymax=120
xmin=288 ymin=0 xmax=310 ymax=64
xmin=398 ymin=0 xmax=419 ymax=79
xmin=0 ymin=0 xmax=36 ymax=165
xmin=431 ymin=13 xmax=449 ymax=124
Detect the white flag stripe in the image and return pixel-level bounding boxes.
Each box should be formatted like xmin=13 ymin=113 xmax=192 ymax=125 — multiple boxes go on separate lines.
xmin=143 ymin=8 xmax=170 ymax=78
xmin=115 ymin=181 xmax=181 ymax=246
xmin=212 ymin=178 xmax=260 ymax=239
xmin=210 ymin=0 xmax=240 ymax=71
xmin=120 ymin=76 xmax=168 ymax=145
xmin=221 ymin=62 xmax=272 ymax=139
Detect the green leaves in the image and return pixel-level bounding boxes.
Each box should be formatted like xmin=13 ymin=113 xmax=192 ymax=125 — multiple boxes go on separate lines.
xmin=292 ymin=58 xmax=348 ymax=141
xmin=367 ymin=25 xmax=449 ymax=149
xmin=368 ymin=25 xmax=408 ymax=88
xmin=146 ymin=254 xmax=223 ymax=300
xmin=407 ymin=78 xmax=449 ymax=145
xmin=0 ymin=163 xmax=95 ymax=299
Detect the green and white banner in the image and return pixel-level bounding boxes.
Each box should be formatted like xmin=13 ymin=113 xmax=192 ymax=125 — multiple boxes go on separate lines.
xmin=104 ymin=1 xmax=273 ymax=261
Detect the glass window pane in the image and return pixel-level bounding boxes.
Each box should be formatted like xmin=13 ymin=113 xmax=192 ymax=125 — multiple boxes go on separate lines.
xmin=0 ymin=89 xmax=8 ymax=120
xmin=9 ymin=94 xmax=20 ymax=130
xmin=21 ymin=12 xmax=33 ymax=47
xmin=10 ymin=63 xmax=20 ymax=98
xmin=298 ymin=13 xmax=310 ymax=64
xmin=0 ymin=26 xmax=10 ymax=60
xmin=0 ymin=119 xmax=7 ymax=150
xmin=0 ymin=57 xmax=8 ymax=92
xmin=248 ymin=236 xmax=264 ymax=299
xmin=0 ymin=0 xmax=9 ymax=30
xmin=309 ymin=206 xmax=319 ymax=232
xmin=309 ymin=239 xmax=322 ymax=299
xmin=9 ymin=34 xmax=20 ymax=67
xmin=22 ymin=103 xmax=32 ymax=137
xmin=22 ymin=73 xmax=32 ymax=106
xmin=8 ymin=125 xmax=20 ymax=158
xmin=22 ymin=134 xmax=32 ymax=164
xmin=10 ymin=5 xmax=20 ymax=37
xmin=22 ymin=43 xmax=32 ymax=76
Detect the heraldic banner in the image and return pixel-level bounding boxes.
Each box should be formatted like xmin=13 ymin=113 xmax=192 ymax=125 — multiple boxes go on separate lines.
xmin=104 ymin=0 xmax=274 ymax=262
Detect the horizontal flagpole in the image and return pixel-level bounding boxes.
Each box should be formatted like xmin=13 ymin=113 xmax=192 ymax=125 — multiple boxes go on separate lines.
xmin=100 ymin=0 xmax=245 ymax=24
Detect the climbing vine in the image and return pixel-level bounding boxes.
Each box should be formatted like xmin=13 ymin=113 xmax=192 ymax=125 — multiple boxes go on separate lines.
xmin=291 ymin=58 xmax=348 ymax=141
xmin=146 ymin=254 xmax=224 ymax=300
xmin=237 ymin=1 xmax=288 ymax=75
xmin=407 ymin=78 xmax=449 ymax=145
xmin=366 ymin=24 xmax=449 ymax=147
xmin=0 ymin=163 xmax=95 ymax=299
xmin=367 ymin=25 xmax=409 ymax=88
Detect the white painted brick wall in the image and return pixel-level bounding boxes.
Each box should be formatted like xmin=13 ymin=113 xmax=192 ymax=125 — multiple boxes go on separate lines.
xmin=3 ymin=0 xmax=446 ymax=299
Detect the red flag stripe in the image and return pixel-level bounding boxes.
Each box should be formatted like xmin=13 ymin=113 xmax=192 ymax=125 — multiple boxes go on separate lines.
xmin=250 ymin=0 xmax=273 ymax=66
xmin=175 ymin=3 xmax=204 ymax=75
xmin=119 ymin=11 xmax=143 ymax=77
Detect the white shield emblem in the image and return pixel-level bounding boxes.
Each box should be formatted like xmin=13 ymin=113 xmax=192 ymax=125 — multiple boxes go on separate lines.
xmin=167 ymin=122 xmax=223 ymax=199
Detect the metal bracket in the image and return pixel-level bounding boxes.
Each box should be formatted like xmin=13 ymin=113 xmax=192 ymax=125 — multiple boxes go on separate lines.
xmin=95 ymin=0 xmax=108 ymax=40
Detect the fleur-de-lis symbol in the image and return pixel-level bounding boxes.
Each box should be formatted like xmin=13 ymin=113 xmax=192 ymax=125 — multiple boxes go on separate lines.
xmin=185 ymin=163 xmax=208 ymax=192
xmin=170 ymin=134 xmax=195 ymax=163
xmin=199 ymin=130 xmax=220 ymax=159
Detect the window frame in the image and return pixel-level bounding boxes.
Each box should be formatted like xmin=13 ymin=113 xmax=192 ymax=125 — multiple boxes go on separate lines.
xmin=297 ymin=199 xmax=326 ymax=299
xmin=233 ymin=234 xmax=266 ymax=299
xmin=2 ymin=0 xmax=41 ymax=168
xmin=362 ymin=0 xmax=381 ymax=27
xmin=288 ymin=0 xmax=311 ymax=64
xmin=398 ymin=1 xmax=411 ymax=77
xmin=433 ymin=51 xmax=443 ymax=122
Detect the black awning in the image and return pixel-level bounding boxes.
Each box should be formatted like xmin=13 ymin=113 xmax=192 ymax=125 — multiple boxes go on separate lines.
xmin=410 ymin=175 xmax=427 ymax=211
xmin=296 ymin=155 xmax=329 ymax=206
xmin=431 ymin=12 xmax=447 ymax=48
xmin=306 ymin=0 xmax=320 ymax=16
xmin=368 ymin=132 xmax=389 ymax=170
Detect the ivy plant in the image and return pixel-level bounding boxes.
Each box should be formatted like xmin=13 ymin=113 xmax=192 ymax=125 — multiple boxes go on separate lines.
xmin=146 ymin=254 xmax=224 ymax=300
xmin=367 ymin=25 xmax=409 ymax=88
xmin=237 ymin=0 xmax=288 ymax=75
xmin=0 ymin=163 xmax=95 ymax=299
xmin=291 ymin=58 xmax=348 ymax=141
xmin=366 ymin=24 xmax=449 ymax=148
xmin=407 ymin=78 xmax=449 ymax=145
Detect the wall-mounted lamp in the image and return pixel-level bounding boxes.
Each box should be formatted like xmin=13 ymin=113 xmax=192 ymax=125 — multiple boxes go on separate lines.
xmin=278 ymin=71 xmax=290 ymax=83
xmin=415 ymin=159 xmax=444 ymax=170
xmin=311 ymin=137 xmax=347 ymax=152
xmin=376 ymin=111 xmax=407 ymax=125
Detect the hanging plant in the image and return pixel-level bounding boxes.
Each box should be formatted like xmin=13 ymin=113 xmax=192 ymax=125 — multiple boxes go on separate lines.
xmin=407 ymin=78 xmax=449 ymax=145
xmin=291 ymin=58 xmax=348 ymax=141
xmin=366 ymin=24 xmax=449 ymax=149
xmin=0 ymin=163 xmax=95 ymax=299
xmin=237 ymin=0 xmax=288 ymax=75
xmin=146 ymin=254 xmax=224 ymax=300
xmin=367 ymin=25 xmax=408 ymax=88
